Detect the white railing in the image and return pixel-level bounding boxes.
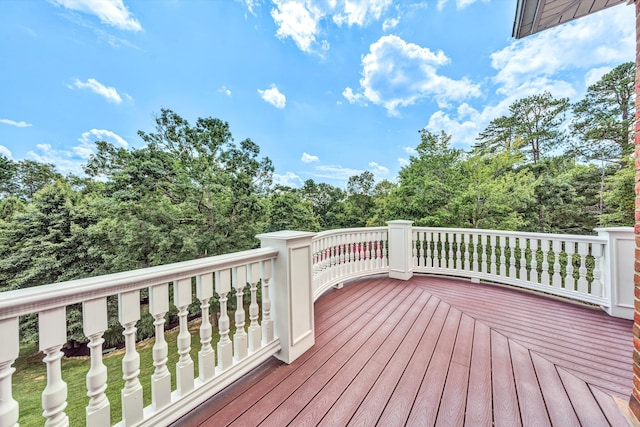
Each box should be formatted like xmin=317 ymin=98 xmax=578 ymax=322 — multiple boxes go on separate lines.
xmin=413 ymin=227 xmax=607 ymax=305
xmin=0 ymin=248 xmax=280 ymax=427
xmin=311 ymin=227 xmax=388 ymax=300
xmin=0 ymin=224 xmax=633 ymax=426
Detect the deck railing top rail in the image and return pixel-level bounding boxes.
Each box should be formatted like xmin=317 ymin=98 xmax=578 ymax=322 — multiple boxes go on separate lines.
xmin=0 ymin=247 xmax=279 ymax=320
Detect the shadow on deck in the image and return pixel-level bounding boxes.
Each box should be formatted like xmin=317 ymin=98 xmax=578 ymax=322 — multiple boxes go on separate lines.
xmin=174 ymin=275 xmax=633 ymax=426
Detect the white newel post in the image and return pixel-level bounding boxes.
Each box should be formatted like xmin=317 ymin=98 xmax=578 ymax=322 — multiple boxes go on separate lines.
xmin=596 ymin=227 xmax=634 ymax=319
xmin=387 ymin=220 xmax=414 ymax=280
xmin=257 ymin=231 xmax=315 ymax=364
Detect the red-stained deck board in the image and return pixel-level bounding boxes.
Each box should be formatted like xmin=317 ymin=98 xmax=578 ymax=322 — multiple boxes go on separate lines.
xmin=325 ymin=294 xmax=441 ymax=427
xmin=464 ymin=321 xmax=492 ymax=427
xmin=289 ymin=290 xmax=433 ymax=427
xmin=375 ymin=301 xmax=452 ymax=426
xmin=173 ymin=275 xmax=632 ymax=427
xmin=228 ymin=284 xmax=416 ymax=426
xmin=258 ymin=288 xmax=427 ymax=426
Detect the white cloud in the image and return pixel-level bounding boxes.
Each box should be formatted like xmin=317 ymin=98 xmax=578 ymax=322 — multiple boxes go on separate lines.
xmin=347 ymin=35 xmax=481 ymax=115
xmin=26 ymin=145 xmax=83 ymax=175
xmin=342 ymin=87 xmax=367 ymax=105
xmin=0 ymin=145 xmax=12 ymax=159
xmin=258 ymin=84 xmax=286 ymax=109
xmin=301 ymin=152 xmax=319 ymax=163
xmin=398 ymin=157 xmax=409 ymax=167
xmin=584 ymin=66 xmax=612 ymax=88
xmin=314 ymin=164 xmax=363 ymax=180
xmin=71 ymin=78 xmax=124 ymax=103
xmin=0 ymin=118 xmax=32 ymax=128
xmin=271 ymin=0 xmax=323 ymax=53
xmin=236 ymin=0 xmax=261 ymax=16
xmin=402 ymin=146 xmax=417 ymax=155
xmin=269 ymin=0 xmax=393 ymax=54
xmin=491 ymin=5 xmax=633 ymax=91
xmin=51 ymin=0 xmax=142 ymax=31
xmin=382 ymin=17 xmax=399 ymax=31
xmin=273 ymin=171 xmax=302 ymax=187
xmin=368 ymin=161 xmax=389 ymax=178
xmin=333 ymin=0 xmax=393 ymax=27
xmin=75 ymin=129 xmax=128 ymax=158
xmin=438 ymin=0 xmax=489 ymax=10
xmin=218 ymin=85 xmax=232 ymax=96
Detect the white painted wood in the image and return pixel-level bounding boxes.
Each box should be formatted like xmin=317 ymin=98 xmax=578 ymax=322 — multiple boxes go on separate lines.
xmin=565 ymin=242 xmax=576 ymax=291
xmin=82 ymin=298 xmax=110 ymax=427
xmin=0 ymin=317 xmax=19 ymax=427
xmin=508 ymin=237 xmax=517 ymax=278
xmin=39 ymin=307 xmax=69 ymax=427
xmin=196 ymin=273 xmax=215 ymax=382
xmin=173 ymin=279 xmax=195 ymax=396
xmin=149 ymin=283 xmax=171 ymax=411
xmin=540 ymin=239 xmax=550 ymax=286
xmin=118 ymin=291 xmax=143 ymax=426
xmin=530 ymin=239 xmax=539 ymax=283
xmin=233 ymin=266 xmax=248 ymax=362
xmin=387 ymin=220 xmax=414 ymax=280
xmin=257 ymin=231 xmax=315 ymax=364
xmin=519 ymin=238 xmax=528 ymax=281
xmin=261 ymin=260 xmax=274 ymax=344
xmin=215 ymin=269 xmax=233 ymax=371
xmin=596 ymin=227 xmax=634 ymax=319
xmin=247 ymin=263 xmax=261 ymax=353
xmin=577 ymin=242 xmax=589 ymax=294
xmin=551 ymin=240 xmax=562 ymax=288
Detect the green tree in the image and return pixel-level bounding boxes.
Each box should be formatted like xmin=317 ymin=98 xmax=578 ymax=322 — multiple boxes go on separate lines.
xmin=571 ymin=62 xmax=635 ymax=163
xmin=387 ymin=130 xmax=463 ymax=226
xmin=264 ymin=190 xmax=320 ymax=232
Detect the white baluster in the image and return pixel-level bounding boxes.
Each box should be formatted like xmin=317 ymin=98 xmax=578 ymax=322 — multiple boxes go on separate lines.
xmin=591 ymin=243 xmax=604 ymax=297
xmin=455 ymin=233 xmax=463 ymax=271
xmin=366 ymin=232 xmax=372 ymax=271
xmin=119 ymin=290 xmax=143 ymax=426
xmin=439 ymin=233 xmax=446 ymax=269
xmin=425 ymin=232 xmax=433 ymax=269
xmin=216 ymin=269 xmax=233 ymax=371
xmin=565 ymin=242 xmax=576 ymax=291
xmin=472 ymin=234 xmax=479 ymax=273
xmin=233 ymin=266 xmax=248 ymax=362
xmin=174 ymin=278 xmax=194 ymax=395
xmin=417 ymin=232 xmax=425 ymax=268
xmin=0 ymin=317 xmax=19 ymax=427
xmin=481 ymin=235 xmax=488 ymax=274
xmin=577 ymin=242 xmax=589 ymax=294
xmin=540 ymin=239 xmax=550 ymax=286
xmin=39 ymin=308 xmax=68 ymax=427
xmin=498 ymin=236 xmax=506 ymax=277
xmin=375 ymin=232 xmax=382 ymax=269
xmin=509 ymin=237 xmax=516 ymax=278
xmin=447 ymin=233 xmax=454 ymax=270
xmin=519 ymin=238 xmax=528 ymax=281
xmin=463 ymin=233 xmax=471 ymax=271
xmin=530 ymin=239 xmax=539 ymax=283
xmin=552 ymin=241 xmax=562 ymax=288
xmin=196 ymin=274 xmax=216 ymax=382
xmin=248 ymin=263 xmax=262 ymax=353
xmin=83 ymin=298 xmax=110 ymax=426
xmin=381 ymin=234 xmax=388 ymax=268
xmin=149 ymin=284 xmax=171 ymax=411
xmin=261 ymin=260 xmax=274 ymax=344
xmin=490 ymin=235 xmax=497 ymax=276
xmin=350 ymin=239 xmax=356 ymax=274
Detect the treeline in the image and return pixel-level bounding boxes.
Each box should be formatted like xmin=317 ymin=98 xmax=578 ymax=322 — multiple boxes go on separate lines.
xmin=0 ymin=63 xmax=633 ymax=344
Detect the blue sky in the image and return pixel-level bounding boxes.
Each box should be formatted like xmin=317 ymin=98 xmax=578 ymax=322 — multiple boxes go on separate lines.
xmin=0 ymin=0 xmax=634 ymax=188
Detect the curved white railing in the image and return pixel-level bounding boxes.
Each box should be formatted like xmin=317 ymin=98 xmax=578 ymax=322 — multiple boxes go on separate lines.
xmin=311 ymin=227 xmax=388 ymax=300
xmin=0 ymin=248 xmax=279 ymax=427
xmin=412 ymin=227 xmax=608 ymax=306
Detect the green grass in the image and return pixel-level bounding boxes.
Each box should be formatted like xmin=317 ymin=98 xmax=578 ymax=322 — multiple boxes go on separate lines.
xmin=14 ymin=317 xmax=217 ymax=426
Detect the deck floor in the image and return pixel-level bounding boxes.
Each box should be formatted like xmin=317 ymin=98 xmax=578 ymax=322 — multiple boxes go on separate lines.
xmin=176 ymin=275 xmax=633 ymax=426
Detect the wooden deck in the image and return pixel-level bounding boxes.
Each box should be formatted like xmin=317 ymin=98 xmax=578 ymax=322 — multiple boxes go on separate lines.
xmin=175 ymin=275 xmax=633 ymax=426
